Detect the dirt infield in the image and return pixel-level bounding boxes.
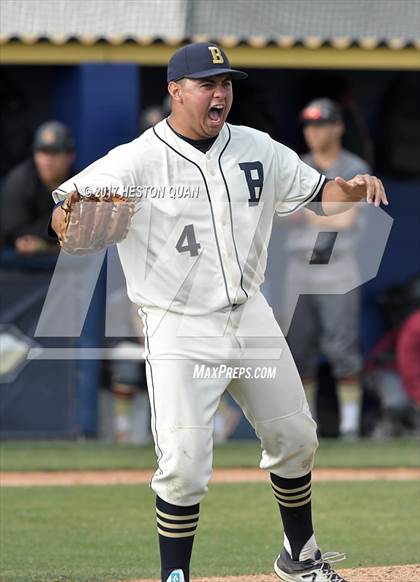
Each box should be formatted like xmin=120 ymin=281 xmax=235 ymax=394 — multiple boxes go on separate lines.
xmin=134 ymin=564 xmax=420 ymax=581
xmin=1 ymin=466 xmax=419 ymax=486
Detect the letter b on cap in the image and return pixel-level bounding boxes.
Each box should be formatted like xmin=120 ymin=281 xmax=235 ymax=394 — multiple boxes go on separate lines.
xmin=208 ymin=46 xmax=224 ymax=64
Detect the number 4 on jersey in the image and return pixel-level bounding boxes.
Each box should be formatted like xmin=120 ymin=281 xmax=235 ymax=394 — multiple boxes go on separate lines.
xmin=176 ymin=224 xmax=201 ymax=257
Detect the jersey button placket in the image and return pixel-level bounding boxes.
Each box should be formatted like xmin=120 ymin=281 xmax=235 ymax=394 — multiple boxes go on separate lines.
xmin=221 ymin=209 xmax=239 ymax=299
xmin=206 ymin=159 xmax=236 ymax=304
xmin=206 ymin=154 xmax=217 ymax=177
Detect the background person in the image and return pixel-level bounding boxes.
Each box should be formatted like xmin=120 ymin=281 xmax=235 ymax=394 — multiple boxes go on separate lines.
xmin=365 ymin=275 xmax=420 ymax=438
xmin=0 ymin=120 xmax=75 ymax=255
xmin=285 ymin=98 xmax=371 ymax=437
xmin=139 ymin=105 xmax=165 ymax=135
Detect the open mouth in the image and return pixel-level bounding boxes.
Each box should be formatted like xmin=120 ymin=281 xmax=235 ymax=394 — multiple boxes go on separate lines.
xmin=208 ymin=104 xmax=224 ymax=123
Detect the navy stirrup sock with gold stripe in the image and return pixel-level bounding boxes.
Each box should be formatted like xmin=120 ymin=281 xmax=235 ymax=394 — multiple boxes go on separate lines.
xmin=270 ymin=472 xmax=314 ymax=561
xmin=156 ymin=496 xmax=199 ymax=582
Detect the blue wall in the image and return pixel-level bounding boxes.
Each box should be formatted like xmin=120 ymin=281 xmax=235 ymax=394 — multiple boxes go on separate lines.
xmin=51 ymin=64 xmax=140 ymax=434
xmin=360 ymin=176 xmax=420 ymax=354
xmin=52 ymin=64 xmax=140 ymax=169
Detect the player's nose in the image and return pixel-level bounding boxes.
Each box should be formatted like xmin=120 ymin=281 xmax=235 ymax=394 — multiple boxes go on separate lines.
xmin=213 ymin=84 xmax=228 ymax=99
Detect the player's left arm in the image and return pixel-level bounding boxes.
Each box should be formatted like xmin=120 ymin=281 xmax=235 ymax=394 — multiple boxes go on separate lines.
xmin=321 ymin=174 xmax=388 ymax=215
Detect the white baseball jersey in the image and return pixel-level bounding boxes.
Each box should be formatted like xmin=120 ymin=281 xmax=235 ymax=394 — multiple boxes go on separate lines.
xmin=53 ymin=119 xmax=325 ymax=315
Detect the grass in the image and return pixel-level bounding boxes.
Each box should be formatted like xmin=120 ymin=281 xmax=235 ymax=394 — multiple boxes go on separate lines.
xmin=1 ymin=481 xmax=419 ymax=582
xmin=1 ymin=438 xmax=419 ymax=472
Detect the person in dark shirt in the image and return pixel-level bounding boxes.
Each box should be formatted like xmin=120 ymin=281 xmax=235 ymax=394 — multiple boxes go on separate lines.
xmin=0 ymin=120 xmax=75 ymax=253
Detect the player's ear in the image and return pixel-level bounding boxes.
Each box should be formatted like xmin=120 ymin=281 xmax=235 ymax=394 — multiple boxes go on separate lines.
xmin=168 ymin=81 xmax=183 ymax=104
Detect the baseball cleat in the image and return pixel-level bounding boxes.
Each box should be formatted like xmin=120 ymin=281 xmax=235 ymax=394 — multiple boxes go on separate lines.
xmin=274 ymin=548 xmax=348 ymax=581
xmin=165 ymin=569 xmax=185 ymax=582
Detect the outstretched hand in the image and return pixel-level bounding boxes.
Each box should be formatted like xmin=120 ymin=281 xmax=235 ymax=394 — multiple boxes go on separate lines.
xmin=335 ymin=175 xmax=388 ymax=207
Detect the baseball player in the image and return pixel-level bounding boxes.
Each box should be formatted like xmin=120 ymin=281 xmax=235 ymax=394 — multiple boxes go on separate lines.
xmin=286 ymin=98 xmax=371 ymax=437
xmin=51 ymin=43 xmax=387 ymax=582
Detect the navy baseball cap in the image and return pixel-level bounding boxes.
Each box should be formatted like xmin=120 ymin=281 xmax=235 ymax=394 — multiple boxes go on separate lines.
xmin=167 ymin=42 xmax=248 ymax=82
xmin=300 ymin=98 xmax=343 ymax=125
xmin=33 ymin=121 xmax=75 ymax=152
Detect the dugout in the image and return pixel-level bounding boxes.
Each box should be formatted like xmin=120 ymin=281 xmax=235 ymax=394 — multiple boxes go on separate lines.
xmin=1 ymin=0 xmax=419 ymax=437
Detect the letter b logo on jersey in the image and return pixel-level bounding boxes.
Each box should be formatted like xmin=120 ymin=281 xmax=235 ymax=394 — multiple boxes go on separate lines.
xmin=208 ymin=46 xmax=224 ymax=64
xmin=239 ymin=162 xmax=264 ymax=206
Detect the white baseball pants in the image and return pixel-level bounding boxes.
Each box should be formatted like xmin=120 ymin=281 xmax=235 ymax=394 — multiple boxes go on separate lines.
xmin=140 ymin=292 xmax=318 ymax=506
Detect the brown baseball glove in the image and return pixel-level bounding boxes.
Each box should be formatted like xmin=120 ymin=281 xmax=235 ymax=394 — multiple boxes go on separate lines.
xmin=58 ymin=189 xmax=136 ymax=255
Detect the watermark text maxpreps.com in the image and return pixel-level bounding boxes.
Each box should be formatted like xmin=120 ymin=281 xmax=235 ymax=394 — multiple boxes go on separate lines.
xmin=193 ymin=364 xmax=277 ymax=380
